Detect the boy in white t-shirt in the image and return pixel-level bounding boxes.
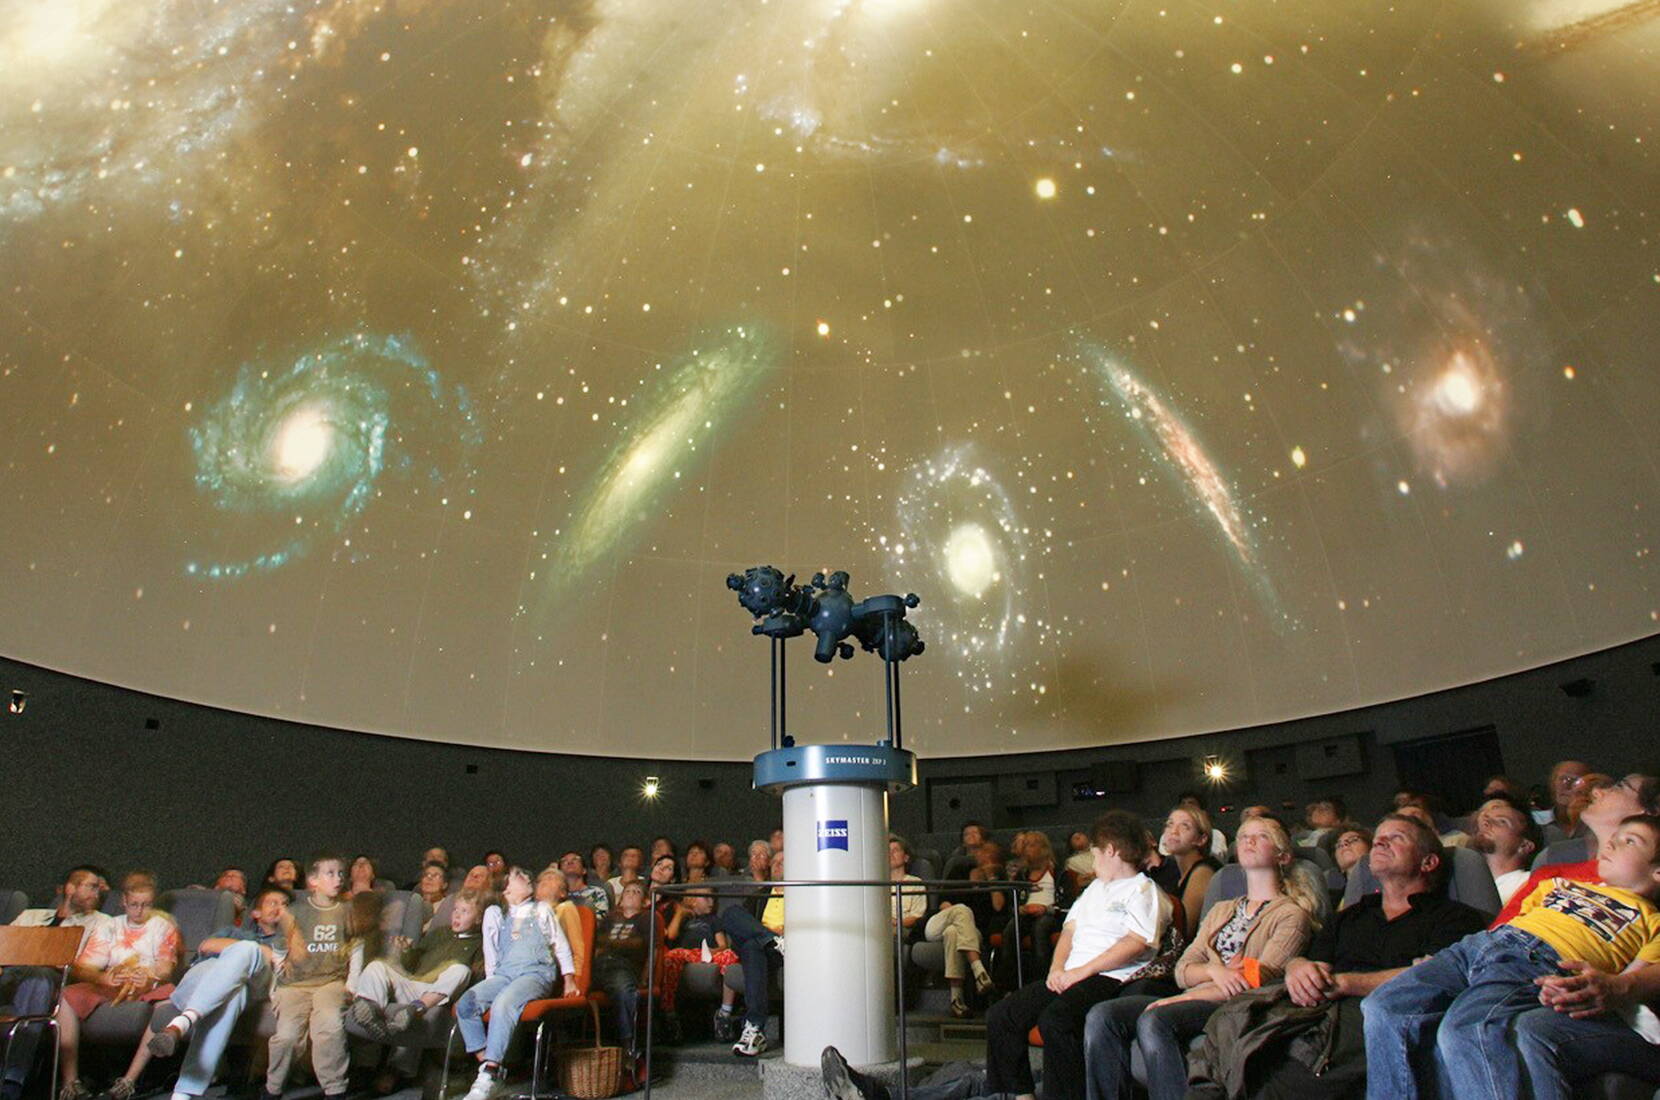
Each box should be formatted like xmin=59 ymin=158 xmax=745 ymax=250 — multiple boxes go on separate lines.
xmin=984 ymin=811 xmax=1168 ymax=1100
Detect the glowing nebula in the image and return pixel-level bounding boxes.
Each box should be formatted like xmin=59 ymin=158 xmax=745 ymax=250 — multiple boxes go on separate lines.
xmin=537 ymin=325 xmax=776 ymax=608
xmin=186 ymin=332 xmax=479 ymax=579
xmin=888 ymin=445 xmax=1027 ymax=696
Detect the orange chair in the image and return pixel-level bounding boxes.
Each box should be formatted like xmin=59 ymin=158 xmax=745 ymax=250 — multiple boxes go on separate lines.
xmin=521 ymin=904 xmax=599 ymax=1100
xmin=0 ymin=926 xmax=86 ymax=1100
xmin=440 ymin=905 xmax=598 ymax=1100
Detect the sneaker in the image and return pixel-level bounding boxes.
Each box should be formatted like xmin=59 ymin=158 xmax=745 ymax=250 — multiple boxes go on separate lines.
xmin=384 ymin=1001 xmax=423 ymax=1036
xmin=348 ymin=997 xmax=393 ymax=1044
xmin=105 ymin=1079 xmax=135 ymax=1100
xmin=711 ymin=1010 xmax=740 ymax=1043
xmin=973 ymin=967 xmax=995 ymax=996
xmin=732 ymin=1022 xmax=768 ymax=1058
xmin=149 ymin=1021 xmax=188 ymax=1058
xmin=58 ymin=1080 xmax=91 ymax=1100
xmin=461 ymin=1066 xmax=498 ymax=1100
xmin=820 ymin=1046 xmax=890 ymax=1100
xmin=948 ymin=999 xmax=971 ymax=1019
xmin=769 ymin=935 xmax=785 ymax=956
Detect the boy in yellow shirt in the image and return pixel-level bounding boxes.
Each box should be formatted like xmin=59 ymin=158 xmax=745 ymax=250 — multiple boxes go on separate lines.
xmin=1361 ymin=814 xmax=1660 ymax=1100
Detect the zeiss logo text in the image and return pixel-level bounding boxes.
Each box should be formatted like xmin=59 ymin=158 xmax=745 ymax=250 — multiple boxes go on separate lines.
xmin=817 ymin=820 xmax=850 ymax=851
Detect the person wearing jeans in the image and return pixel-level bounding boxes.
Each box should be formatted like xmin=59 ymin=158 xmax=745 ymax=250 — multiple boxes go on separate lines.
xmin=984 ymin=811 xmax=1166 ymax=1100
xmin=455 ymin=868 xmax=577 ymax=1100
xmin=714 ymin=896 xmax=783 ymax=1056
xmin=117 ymin=887 xmax=291 ymax=1100
xmin=1361 ymin=813 xmax=1660 ymax=1100
xmin=1085 ymin=816 xmax=1317 ymax=1100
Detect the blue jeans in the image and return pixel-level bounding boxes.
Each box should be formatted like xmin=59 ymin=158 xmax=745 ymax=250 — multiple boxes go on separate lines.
xmin=715 ymin=907 xmax=779 ymax=1028
xmin=1361 ymin=926 xmax=1560 ymax=1100
xmin=454 ymin=968 xmax=555 ymax=1063
xmin=1 ymin=971 xmax=54 ymax=1092
xmin=1084 ymin=994 xmax=1216 ymax=1100
xmin=166 ymin=940 xmax=272 ymax=1096
xmin=1514 ymin=1005 xmax=1660 ymax=1100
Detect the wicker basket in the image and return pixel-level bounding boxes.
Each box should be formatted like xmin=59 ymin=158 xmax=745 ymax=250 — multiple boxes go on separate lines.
xmin=556 ymin=1043 xmax=624 ymax=1099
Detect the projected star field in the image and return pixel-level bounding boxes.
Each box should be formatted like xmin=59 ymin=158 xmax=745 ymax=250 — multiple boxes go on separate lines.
xmin=0 ymin=0 xmax=1655 ymax=757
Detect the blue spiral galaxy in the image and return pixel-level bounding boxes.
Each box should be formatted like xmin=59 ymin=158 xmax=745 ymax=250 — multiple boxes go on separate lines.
xmin=186 ymin=331 xmax=478 ymax=579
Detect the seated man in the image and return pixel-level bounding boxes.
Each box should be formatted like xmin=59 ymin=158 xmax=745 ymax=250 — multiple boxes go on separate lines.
xmin=1185 ymin=815 xmax=1488 ymax=1099
xmin=3 ymin=867 xmax=110 ymax=1100
xmin=349 ymin=890 xmax=483 ymax=1094
xmin=209 ymin=869 xmax=249 ymax=925
xmin=56 ymin=873 xmax=184 ymax=1100
xmin=713 ymin=863 xmax=784 ymax=1057
xmin=1470 ymin=794 xmax=1542 ymax=903
xmin=110 ymin=886 xmax=292 ymax=1100
xmin=1363 ymin=813 xmax=1660 ymax=1100
xmin=559 ymin=852 xmax=610 ymax=916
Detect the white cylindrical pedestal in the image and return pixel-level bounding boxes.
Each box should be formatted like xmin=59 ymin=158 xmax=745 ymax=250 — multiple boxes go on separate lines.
xmin=780 ymin=782 xmax=894 ymax=1066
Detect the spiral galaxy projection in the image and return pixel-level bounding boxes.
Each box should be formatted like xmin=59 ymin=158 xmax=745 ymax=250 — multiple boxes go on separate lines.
xmin=886 ymin=445 xmax=1031 ymax=706
xmin=532 ymin=325 xmax=776 ymax=613
xmin=186 ymin=333 xmax=479 ymax=579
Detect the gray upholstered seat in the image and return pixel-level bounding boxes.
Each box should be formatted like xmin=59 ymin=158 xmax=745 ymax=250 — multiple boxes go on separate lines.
xmin=0 ymin=888 xmax=27 ymax=925
xmin=1340 ymin=846 xmax=1501 ymax=918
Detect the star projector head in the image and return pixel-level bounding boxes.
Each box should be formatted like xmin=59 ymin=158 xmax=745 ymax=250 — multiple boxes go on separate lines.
xmin=726 ymin=565 xmax=925 ymax=664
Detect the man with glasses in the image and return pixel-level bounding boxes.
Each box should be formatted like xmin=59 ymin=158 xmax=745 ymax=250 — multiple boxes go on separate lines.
xmin=54 ymin=873 xmax=184 ymax=1100
xmin=3 ymin=868 xmax=112 ymax=1100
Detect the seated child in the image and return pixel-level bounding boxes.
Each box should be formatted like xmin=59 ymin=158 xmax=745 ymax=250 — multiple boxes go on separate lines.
xmin=350 ymin=890 xmax=485 ymax=1093
xmin=1363 ymin=813 xmax=1660 ymax=1100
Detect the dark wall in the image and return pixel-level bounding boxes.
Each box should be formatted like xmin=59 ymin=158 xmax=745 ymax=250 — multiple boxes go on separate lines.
xmin=4 ymin=634 xmax=1658 ymax=902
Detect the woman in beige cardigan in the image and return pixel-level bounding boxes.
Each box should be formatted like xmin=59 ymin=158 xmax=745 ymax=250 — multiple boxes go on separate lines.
xmin=1082 ymin=816 xmax=1320 ymax=1100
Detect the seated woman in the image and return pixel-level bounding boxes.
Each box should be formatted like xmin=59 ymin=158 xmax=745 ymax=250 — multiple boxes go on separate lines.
xmin=655 ymin=887 xmax=739 ymax=1041
xmin=55 ymin=873 xmax=183 ymax=1100
xmin=1147 ymin=805 xmax=1218 ymax=942
xmin=1084 ymin=814 xmax=1318 ymax=1100
xmin=992 ymin=834 xmax=1059 ymax=990
xmin=347 ymin=855 xmax=382 ymax=898
xmin=261 ymin=857 xmax=300 ymax=894
xmin=415 ymin=860 xmax=449 ymax=910
xmin=984 ymin=812 xmax=1167 ymax=1100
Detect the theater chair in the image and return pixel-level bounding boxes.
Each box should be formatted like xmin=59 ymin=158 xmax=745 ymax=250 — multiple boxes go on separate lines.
xmin=0 ymin=888 xmax=28 ymax=925
xmin=239 ymin=890 xmax=429 ymax=1053
xmin=79 ymin=894 xmax=232 ymax=1056
xmin=1199 ymin=861 xmax=1333 ymax=926
xmin=0 ymin=926 xmax=84 ymax=1100
xmin=439 ymin=905 xmax=597 ymax=1100
xmin=1339 ymin=847 xmax=1501 ymax=918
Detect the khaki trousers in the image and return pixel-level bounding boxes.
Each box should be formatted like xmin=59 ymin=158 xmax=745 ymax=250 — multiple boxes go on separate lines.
xmin=925 ymin=905 xmax=983 ymax=980
xmin=266 ymin=981 xmax=349 ymax=1095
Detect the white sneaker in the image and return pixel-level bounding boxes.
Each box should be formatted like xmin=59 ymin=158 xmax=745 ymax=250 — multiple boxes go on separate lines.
xmin=462 ymin=1066 xmax=498 ymax=1100
xmin=733 ymin=1022 xmax=768 ymax=1057
xmin=769 ymin=935 xmax=785 ymax=956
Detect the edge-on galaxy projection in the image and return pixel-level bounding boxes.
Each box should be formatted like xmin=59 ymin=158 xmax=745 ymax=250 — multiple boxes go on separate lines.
xmin=886 ymin=445 xmax=1029 ymax=705
xmin=1068 ymin=337 xmax=1289 ymax=627
xmin=533 ymin=325 xmax=776 ymax=612
xmin=186 ymin=333 xmax=479 ymax=579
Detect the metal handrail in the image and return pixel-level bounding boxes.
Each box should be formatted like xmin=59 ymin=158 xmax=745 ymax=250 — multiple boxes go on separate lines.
xmin=642 ymin=877 xmax=1034 ymax=1100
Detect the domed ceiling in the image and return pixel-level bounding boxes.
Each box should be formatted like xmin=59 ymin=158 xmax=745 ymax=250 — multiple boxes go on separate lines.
xmin=1 ymin=0 xmax=1656 ymax=758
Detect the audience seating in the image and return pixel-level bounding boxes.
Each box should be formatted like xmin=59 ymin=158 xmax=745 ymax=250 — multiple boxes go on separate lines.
xmin=1198 ymin=860 xmax=1333 ymax=926
xmin=0 ymin=926 xmax=87 ymax=1100
xmin=1340 ymin=846 xmax=1502 ymax=917
xmin=0 ymin=889 xmax=28 ymax=925
xmin=1534 ymin=837 xmax=1593 ymax=870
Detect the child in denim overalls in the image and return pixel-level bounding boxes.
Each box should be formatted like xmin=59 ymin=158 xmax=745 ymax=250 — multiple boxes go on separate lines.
xmin=456 ymin=867 xmax=578 ymax=1100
